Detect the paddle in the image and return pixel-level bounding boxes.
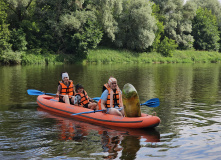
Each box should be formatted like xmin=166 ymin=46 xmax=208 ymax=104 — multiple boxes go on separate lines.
xmin=140 ymin=98 xmax=160 ymax=108
xmin=72 ymin=109 xmax=105 ymax=116
xmin=72 ymin=98 xmax=159 ymax=116
xmin=92 ymin=97 xmax=101 ymax=102
xmin=27 ymin=89 xmax=56 ymax=96
xmin=92 ymin=97 xmax=160 ymax=108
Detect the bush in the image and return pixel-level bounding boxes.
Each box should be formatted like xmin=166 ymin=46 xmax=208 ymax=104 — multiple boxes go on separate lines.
xmin=157 ymin=37 xmax=178 ymax=57
xmin=0 ymin=50 xmax=22 ymax=64
xmin=9 ymin=29 xmax=27 ymax=51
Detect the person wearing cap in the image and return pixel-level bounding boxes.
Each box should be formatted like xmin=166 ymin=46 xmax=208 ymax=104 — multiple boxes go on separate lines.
xmin=74 ymin=84 xmax=98 ymax=110
xmin=100 ymin=77 xmax=124 ymax=117
xmin=56 ymin=72 xmax=75 ymax=104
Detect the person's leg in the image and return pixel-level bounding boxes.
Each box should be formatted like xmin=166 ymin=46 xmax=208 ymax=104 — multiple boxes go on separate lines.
xmin=120 ymin=107 xmax=124 ymax=116
xmin=88 ymin=103 xmax=97 ymax=110
xmin=108 ymin=108 xmax=123 ymax=117
xmin=71 ymin=96 xmax=75 ymax=104
xmin=63 ymin=95 xmax=70 ymax=104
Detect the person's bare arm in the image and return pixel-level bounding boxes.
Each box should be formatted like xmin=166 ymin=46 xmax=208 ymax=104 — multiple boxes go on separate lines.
xmin=73 ymin=84 xmax=76 ymax=95
xmin=56 ymin=85 xmax=61 ymax=96
xmin=101 ymin=99 xmax=107 ymax=112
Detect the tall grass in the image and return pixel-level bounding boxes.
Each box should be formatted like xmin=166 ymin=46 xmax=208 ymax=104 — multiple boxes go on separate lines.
xmin=87 ymin=47 xmax=221 ymax=64
xmin=0 ymin=51 xmax=78 ymax=65
xmin=1 ymin=47 xmax=221 ymax=65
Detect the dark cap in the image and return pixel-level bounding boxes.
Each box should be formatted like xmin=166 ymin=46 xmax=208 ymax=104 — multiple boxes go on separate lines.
xmin=75 ymin=84 xmax=84 ymax=91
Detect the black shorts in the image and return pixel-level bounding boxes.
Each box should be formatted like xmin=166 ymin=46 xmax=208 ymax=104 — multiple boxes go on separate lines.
xmin=83 ymin=103 xmax=89 ymax=108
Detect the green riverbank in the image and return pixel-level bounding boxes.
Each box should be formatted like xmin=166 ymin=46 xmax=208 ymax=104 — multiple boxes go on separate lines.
xmin=1 ymin=47 xmax=221 ymax=65
xmin=86 ymin=48 xmax=221 ymax=64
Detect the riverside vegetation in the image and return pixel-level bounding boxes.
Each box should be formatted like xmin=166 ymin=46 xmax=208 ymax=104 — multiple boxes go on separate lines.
xmin=2 ymin=47 xmax=221 ymax=65
xmin=1 ymin=0 xmax=221 ymax=65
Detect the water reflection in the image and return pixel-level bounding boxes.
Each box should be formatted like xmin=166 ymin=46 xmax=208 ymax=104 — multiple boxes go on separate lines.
xmin=38 ymin=107 xmax=160 ymax=159
xmin=101 ymin=130 xmax=123 ymax=159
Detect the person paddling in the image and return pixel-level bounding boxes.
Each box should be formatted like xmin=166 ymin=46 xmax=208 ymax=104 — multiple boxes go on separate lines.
xmin=100 ymin=77 xmax=124 ymax=117
xmin=74 ymin=84 xmax=98 ymax=110
xmin=56 ymin=72 xmax=75 ymax=104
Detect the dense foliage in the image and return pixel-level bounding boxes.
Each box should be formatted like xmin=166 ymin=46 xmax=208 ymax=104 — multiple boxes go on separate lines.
xmin=0 ymin=0 xmax=221 ymax=64
xmin=0 ymin=0 xmax=11 ymax=52
xmin=192 ymin=7 xmax=220 ymax=51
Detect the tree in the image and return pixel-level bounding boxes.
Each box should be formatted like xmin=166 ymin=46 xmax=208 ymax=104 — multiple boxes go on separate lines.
xmin=150 ymin=3 xmax=165 ymax=51
xmin=192 ymin=0 xmax=221 ymax=27
xmin=152 ymin=0 xmax=196 ymax=49
xmin=9 ymin=28 xmax=27 ymax=51
xmin=34 ymin=0 xmax=103 ymax=56
xmin=192 ymin=7 xmax=220 ymax=51
xmin=60 ymin=10 xmax=103 ymax=57
xmin=3 ymin=0 xmax=35 ymax=28
xmin=115 ymin=0 xmax=157 ymax=52
xmin=0 ymin=0 xmax=11 ymax=53
xmin=89 ymin=0 xmax=121 ymax=46
xmin=192 ymin=0 xmax=221 ymax=51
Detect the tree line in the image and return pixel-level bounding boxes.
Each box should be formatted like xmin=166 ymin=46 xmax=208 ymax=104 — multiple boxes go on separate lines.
xmin=0 ymin=0 xmax=221 ymax=64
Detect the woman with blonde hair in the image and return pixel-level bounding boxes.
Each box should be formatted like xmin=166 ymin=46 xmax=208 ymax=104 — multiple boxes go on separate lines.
xmin=100 ymin=77 xmax=124 ymax=117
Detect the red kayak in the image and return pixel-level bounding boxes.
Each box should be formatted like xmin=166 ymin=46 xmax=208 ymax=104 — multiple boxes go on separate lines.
xmin=37 ymin=95 xmax=161 ymax=128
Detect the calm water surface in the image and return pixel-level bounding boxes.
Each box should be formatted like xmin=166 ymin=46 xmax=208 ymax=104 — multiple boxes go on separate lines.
xmin=0 ymin=63 xmax=221 ymax=160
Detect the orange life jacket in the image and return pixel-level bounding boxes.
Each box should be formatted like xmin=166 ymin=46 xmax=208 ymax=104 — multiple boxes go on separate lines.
xmin=75 ymin=90 xmax=90 ymax=106
xmin=103 ymin=83 xmax=120 ymax=108
xmin=59 ymin=80 xmax=74 ymax=98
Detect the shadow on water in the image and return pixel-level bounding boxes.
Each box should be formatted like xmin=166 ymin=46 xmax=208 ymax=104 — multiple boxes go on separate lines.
xmin=37 ymin=107 xmax=160 ymax=159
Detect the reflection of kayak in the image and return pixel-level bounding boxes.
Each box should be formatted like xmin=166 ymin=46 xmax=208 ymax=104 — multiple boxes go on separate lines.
xmin=37 ymin=107 xmax=160 ymax=142
xmin=37 ymin=95 xmax=161 ymax=128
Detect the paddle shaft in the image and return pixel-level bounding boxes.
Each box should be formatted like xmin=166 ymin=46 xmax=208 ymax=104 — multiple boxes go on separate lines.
xmin=92 ymin=97 xmax=160 ymax=107
xmin=72 ymin=109 xmax=105 ymax=116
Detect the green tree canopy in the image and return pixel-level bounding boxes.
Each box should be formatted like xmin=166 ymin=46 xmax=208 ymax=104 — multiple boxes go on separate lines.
xmin=3 ymin=0 xmax=35 ymax=28
xmin=192 ymin=7 xmax=220 ymax=51
xmin=152 ymin=0 xmax=196 ymax=49
xmin=0 ymin=0 xmax=11 ymax=52
xmin=192 ymin=0 xmax=221 ymax=51
xmin=150 ymin=3 xmax=165 ymax=51
xmin=114 ymin=0 xmax=157 ymax=51
xmin=192 ymin=0 xmax=221 ymax=28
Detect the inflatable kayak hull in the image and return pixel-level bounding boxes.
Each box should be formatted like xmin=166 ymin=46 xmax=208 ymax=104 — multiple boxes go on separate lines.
xmin=37 ymin=95 xmax=160 ymax=128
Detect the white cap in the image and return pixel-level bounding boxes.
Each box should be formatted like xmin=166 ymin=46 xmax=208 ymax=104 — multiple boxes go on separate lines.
xmin=62 ymin=73 xmax=69 ymax=80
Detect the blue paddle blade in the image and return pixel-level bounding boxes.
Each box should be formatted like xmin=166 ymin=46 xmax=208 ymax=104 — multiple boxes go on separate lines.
xmin=27 ymin=89 xmax=45 ymax=95
xmin=27 ymin=89 xmax=56 ymax=96
xmin=93 ymin=97 xmax=101 ymax=102
xmin=140 ymin=98 xmax=160 ymax=107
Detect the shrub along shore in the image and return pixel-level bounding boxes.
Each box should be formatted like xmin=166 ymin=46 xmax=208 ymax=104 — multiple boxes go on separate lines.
xmin=1 ymin=47 xmax=221 ymax=65
xmin=86 ymin=48 xmax=221 ymax=64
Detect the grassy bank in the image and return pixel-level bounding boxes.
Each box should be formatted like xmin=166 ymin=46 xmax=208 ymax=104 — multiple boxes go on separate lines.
xmin=86 ymin=48 xmax=221 ymax=64
xmin=0 ymin=50 xmax=80 ymax=65
xmin=1 ymin=47 xmax=221 ymax=65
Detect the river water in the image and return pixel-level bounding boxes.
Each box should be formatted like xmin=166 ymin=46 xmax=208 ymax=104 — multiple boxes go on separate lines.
xmin=0 ymin=63 xmax=221 ymax=160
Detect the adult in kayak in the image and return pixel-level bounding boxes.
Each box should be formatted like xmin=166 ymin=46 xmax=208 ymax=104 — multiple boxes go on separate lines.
xmin=56 ymin=72 xmax=75 ymax=104
xmin=100 ymin=77 xmax=125 ymax=117
xmin=74 ymin=84 xmax=98 ymax=110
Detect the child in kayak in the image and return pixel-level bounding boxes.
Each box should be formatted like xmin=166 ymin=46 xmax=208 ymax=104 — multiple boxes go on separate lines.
xmin=74 ymin=84 xmax=98 ymax=110
xmin=56 ymin=72 xmax=75 ymax=104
